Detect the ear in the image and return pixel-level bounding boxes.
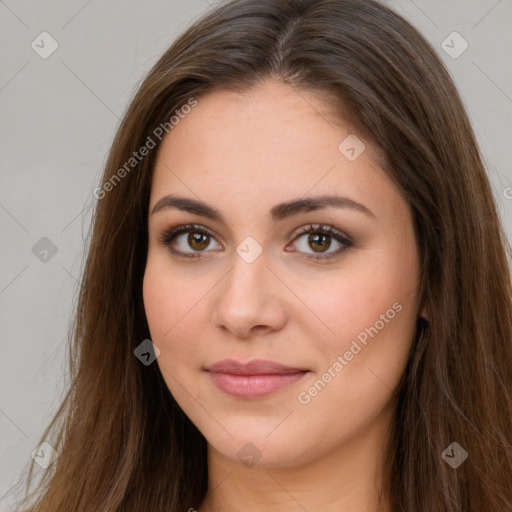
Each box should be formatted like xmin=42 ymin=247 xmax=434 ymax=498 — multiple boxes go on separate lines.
xmin=419 ymin=304 xmax=429 ymax=322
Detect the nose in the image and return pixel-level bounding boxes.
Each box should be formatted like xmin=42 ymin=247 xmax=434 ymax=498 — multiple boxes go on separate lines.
xmin=211 ymin=249 xmax=287 ymax=339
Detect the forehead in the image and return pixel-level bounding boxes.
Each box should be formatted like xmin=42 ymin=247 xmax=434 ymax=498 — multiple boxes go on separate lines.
xmin=149 ymin=80 xmax=398 ymax=222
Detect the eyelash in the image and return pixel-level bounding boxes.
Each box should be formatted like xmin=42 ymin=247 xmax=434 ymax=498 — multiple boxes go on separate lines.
xmin=156 ymin=223 xmax=353 ymax=262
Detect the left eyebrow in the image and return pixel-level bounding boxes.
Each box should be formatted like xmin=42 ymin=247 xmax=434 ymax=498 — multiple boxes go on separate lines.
xmin=150 ymin=193 xmax=376 ymax=222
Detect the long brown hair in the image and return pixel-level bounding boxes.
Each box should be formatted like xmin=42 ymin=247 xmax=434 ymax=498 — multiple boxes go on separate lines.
xmin=11 ymin=0 xmax=512 ymax=510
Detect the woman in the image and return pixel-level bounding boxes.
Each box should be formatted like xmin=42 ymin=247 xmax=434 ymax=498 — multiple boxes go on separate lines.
xmin=13 ymin=0 xmax=512 ymax=510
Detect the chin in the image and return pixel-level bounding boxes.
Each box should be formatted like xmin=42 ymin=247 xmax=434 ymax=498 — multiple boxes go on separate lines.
xmin=202 ymin=420 xmax=319 ymax=469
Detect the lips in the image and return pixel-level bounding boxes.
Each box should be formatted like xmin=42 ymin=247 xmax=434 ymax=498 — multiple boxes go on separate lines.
xmin=205 ymin=359 xmax=309 ymax=398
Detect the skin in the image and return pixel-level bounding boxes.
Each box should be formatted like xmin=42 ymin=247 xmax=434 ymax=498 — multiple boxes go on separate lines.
xmin=143 ymin=79 xmax=425 ymax=512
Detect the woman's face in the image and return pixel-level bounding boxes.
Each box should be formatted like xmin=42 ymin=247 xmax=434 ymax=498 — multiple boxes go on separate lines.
xmin=143 ymin=79 xmax=422 ymax=468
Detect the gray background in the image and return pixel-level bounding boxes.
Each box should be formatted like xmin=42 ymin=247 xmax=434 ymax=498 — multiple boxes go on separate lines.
xmin=1 ymin=0 xmax=511 ymax=509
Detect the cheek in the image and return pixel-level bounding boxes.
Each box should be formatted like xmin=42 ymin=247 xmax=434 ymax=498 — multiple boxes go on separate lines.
xmin=294 ymin=242 xmax=420 ymax=409
xmin=143 ymin=251 xmax=205 ymax=338
xmin=142 ymin=256 xmax=215 ymax=400
xmin=293 ymin=276 xmax=417 ymax=448
xmin=143 ymin=262 xmax=174 ymax=340
xmin=142 ymin=260 xmax=199 ymax=363
xmin=297 ymin=248 xmax=419 ymax=352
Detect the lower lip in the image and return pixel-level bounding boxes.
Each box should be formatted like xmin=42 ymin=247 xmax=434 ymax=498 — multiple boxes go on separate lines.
xmin=208 ymin=371 xmax=308 ymax=398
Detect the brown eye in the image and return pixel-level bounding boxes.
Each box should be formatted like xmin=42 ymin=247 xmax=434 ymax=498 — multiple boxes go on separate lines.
xmin=289 ymin=224 xmax=352 ymax=261
xmin=159 ymin=223 xmax=352 ymax=262
xmin=157 ymin=223 xmax=222 ymax=258
xmin=171 ymin=229 xmax=222 ymax=254
xmin=307 ymin=233 xmax=332 ymax=253
xmin=187 ymin=232 xmax=211 ymax=251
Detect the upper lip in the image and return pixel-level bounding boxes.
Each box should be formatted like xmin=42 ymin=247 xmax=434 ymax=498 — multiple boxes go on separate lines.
xmin=205 ymin=359 xmax=308 ymax=375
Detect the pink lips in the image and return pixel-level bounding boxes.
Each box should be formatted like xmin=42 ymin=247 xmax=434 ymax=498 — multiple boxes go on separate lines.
xmin=205 ymin=359 xmax=309 ymax=398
